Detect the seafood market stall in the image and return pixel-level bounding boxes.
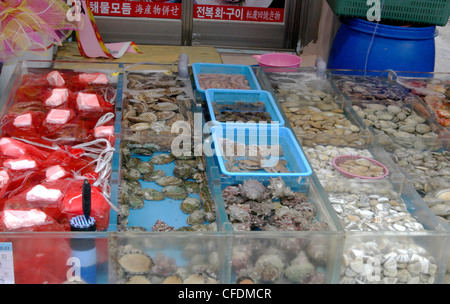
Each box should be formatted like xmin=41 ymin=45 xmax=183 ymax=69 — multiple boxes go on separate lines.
xmin=0 ymin=55 xmax=449 ymax=284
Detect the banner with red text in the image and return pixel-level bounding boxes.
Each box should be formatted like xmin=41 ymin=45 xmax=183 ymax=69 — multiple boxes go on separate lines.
xmin=193 ymin=5 xmax=284 ymax=22
xmin=88 ymin=1 xmax=182 ymax=19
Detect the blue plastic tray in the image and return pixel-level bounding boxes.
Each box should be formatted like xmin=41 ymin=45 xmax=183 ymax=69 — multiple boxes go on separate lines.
xmin=205 ymin=89 xmax=285 ymax=128
xmin=192 ymin=63 xmax=261 ymax=98
xmin=210 ymin=126 xmax=312 ymax=178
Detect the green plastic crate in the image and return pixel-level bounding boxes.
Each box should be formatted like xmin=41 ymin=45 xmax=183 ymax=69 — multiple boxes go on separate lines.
xmin=326 ymin=0 xmax=450 ymax=26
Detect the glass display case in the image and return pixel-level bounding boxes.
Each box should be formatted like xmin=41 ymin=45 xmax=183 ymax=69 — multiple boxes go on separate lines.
xmin=0 ymin=61 xmax=449 ymax=284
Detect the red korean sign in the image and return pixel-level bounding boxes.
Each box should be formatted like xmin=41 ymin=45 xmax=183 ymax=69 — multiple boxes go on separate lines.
xmin=88 ymin=1 xmax=182 ymax=19
xmin=193 ymin=5 xmax=284 ymax=23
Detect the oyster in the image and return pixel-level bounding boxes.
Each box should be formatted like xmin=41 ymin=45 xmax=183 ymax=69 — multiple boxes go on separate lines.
xmin=180 ymin=197 xmax=202 ymax=214
xmin=151 ymin=153 xmax=176 ymax=165
xmin=137 ymin=161 xmax=154 ymax=174
xmin=173 ymin=165 xmax=196 ymax=180
xmin=186 ymin=209 xmax=206 ymax=226
xmin=142 ymin=169 xmax=166 ymax=182
xmin=123 ymin=168 xmax=141 ymax=181
xmin=155 ymin=176 xmax=183 ymax=186
xmin=125 ymin=194 xmax=145 ymax=209
xmin=142 ymin=188 xmax=165 ymax=201
xmin=162 ymin=185 xmax=188 ymax=200
xmin=183 ymin=181 xmax=201 ymax=194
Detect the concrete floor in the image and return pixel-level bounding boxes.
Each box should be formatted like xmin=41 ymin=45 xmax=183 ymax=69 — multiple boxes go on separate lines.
xmin=435 ymin=23 xmax=450 ymax=72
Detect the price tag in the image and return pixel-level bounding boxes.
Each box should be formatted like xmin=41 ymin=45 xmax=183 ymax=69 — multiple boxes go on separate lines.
xmin=0 ymin=243 xmax=14 ymax=284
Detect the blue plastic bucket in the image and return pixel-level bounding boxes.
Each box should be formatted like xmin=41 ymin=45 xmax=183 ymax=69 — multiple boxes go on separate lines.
xmin=328 ymin=18 xmax=437 ymax=76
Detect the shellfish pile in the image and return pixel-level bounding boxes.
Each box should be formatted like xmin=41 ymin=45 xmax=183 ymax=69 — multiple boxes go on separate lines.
xmin=122 ymin=72 xmax=194 ymax=148
xmin=231 ymin=238 xmax=330 ymax=284
xmin=118 ymin=142 xmax=216 ymax=232
xmin=340 ymin=240 xmax=439 ymax=284
xmin=332 ymin=75 xmax=409 ymax=104
xmin=198 ymin=73 xmax=251 ymax=90
xmin=218 ymin=138 xmax=290 ymax=173
xmin=303 ymin=145 xmax=424 ymax=232
xmin=212 ymin=101 xmax=272 ymax=123
xmin=113 ymin=243 xmax=220 ymax=284
xmin=387 ymin=147 xmax=450 ymax=226
xmin=266 ymin=72 xmax=367 ymax=148
xmin=352 ymin=103 xmax=442 ymax=150
xmin=222 ymin=178 xmax=329 ymax=231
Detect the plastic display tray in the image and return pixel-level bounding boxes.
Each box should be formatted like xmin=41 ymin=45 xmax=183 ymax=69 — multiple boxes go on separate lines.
xmin=192 ymin=63 xmax=261 ymax=99
xmin=205 ymin=89 xmax=285 ymax=128
xmin=326 ymin=0 xmax=450 ymax=26
xmin=210 ymin=126 xmax=313 ymax=179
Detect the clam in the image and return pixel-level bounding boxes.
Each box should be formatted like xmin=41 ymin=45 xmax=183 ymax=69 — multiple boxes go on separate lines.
xmin=130 ymin=122 xmax=152 ymax=131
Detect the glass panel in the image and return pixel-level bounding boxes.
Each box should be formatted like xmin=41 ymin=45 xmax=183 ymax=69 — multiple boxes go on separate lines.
xmin=192 ymin=0 xmax=292 ymax=49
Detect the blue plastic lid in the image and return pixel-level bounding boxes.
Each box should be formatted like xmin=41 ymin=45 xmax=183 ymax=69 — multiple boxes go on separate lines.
xmin=342 ymin=18 xmax=437 ymax=40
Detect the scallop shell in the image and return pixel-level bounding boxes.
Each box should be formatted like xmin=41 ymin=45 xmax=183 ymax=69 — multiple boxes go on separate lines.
xmin=155 ymin=110 xmax=176 ymax=121
xmin=130 ymin=122 xmax=152 ymax=131
xmin=128 ymin=113 xmax=157 ymax=123
xmin=118 ymin=251 xmax=153 ymax=275
xmin=183 ymin=273 xmax=206 ymax=284
xmin=126 ymin=275 xmax=152 ymax=284
xmin=162 ymin=275 xmax=183 ymax=284
xmin=152 ymin=102 xmax=179 ymax=111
